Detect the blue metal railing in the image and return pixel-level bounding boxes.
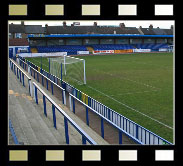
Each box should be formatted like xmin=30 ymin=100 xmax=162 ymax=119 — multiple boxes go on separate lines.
xmin=69 ymin=93 xmax=144 ymax=145
xmin=18 ymin=58 xmax=66 ymax=105
xmin=9 ymin=119 xmax=19 ymax=145
xmin=33 ymin=82 xmax=97 ymax=145
xmin=28 ymin=64 xmax=66 ymax=105
xmin=9 ymin=59 xmax=32 ymax=96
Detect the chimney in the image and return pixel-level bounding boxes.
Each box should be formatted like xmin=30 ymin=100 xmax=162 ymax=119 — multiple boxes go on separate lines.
xmin=149 ymin=24 xmax=153 ymax=29
xmin=138 ymin=26 xmax=144 ymax=35
xmin=21 ymin=21 xmax=24 ymax=26
xmin=45 ymin=24 xmax=48 ymax=34
xmin=119 ymin=23 xmax=125 ymax=28
xmin=94 ymin=22 xmax=97 ymax=26
xmin=63 ymin=21 xmax=67 ymax=27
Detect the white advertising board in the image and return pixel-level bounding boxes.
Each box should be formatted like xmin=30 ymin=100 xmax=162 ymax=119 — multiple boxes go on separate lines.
xmin=18 ymin=52 xmax=67 ymax=58
xmin=159 ymin=48 xmax=168 ymax=52
xmin=133 ymin=49 xmax=151 ymax=53
xmin=77 ymin=51 xmax=90 ymax=55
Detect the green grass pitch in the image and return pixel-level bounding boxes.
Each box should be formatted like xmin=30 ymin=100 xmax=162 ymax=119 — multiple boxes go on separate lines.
xmin=26 ymin=52 xmax=173 ymax=142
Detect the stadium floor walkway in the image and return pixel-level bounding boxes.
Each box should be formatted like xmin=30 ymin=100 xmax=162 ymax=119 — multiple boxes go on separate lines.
xmin=8 ymin=67 xmax=109 ymax=145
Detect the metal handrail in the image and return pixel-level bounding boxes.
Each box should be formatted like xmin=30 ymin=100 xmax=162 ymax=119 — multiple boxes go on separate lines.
xmin=69 ymin=93 xmax=144 ymax=145
xmin=33 ymin=82 xmax=97 ymax=145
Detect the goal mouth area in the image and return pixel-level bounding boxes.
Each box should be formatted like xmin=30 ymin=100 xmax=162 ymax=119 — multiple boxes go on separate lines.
xmin=49 ymin=55 xmax=86 ymax=85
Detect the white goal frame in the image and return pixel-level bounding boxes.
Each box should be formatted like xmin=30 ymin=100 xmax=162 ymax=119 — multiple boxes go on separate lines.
xmin=50 ymin=55 xmax=86 ymax=85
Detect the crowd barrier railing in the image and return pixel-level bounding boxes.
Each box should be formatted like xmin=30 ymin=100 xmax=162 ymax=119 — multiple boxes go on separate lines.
xmin=9 ymin=58 xmax=32 ymax=96
xmin=69 ymin=93 xmax=143 ymax=144
xmin=33 ymin=82 xmax=97 ymax=145
xmin=18 ymin=58 xmax=66 ymax=106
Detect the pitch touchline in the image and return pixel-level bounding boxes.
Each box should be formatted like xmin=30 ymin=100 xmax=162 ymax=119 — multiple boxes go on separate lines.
xmin=93 ymin=69 xmax=161 ymax=90
xmin=87 ymin=85 xmax=173 ymax=130
xmin=110 ymin=89 xmax=158 ymax=96
xmin=132 ymin=61 xmax=172 ymax=70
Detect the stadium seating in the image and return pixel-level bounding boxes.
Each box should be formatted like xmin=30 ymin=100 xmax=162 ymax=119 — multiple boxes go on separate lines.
xmin=35 ymin=45 xmax=88 ymax=55
xmin=135 ymin=43 xmax=169 ymax=51
xmin=32 ymin=43 xmax=170 ymax=55
xmin=91 ymin=44 xmax=134 ymax=50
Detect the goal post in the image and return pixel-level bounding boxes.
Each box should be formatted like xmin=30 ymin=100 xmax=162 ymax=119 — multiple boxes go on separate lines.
xmin=17 ymin=52 xmax=86 ymax=85
xmin=83 ymin=60 xmax=86 ymax=84
xmin=49 ymin=55 xmax=86 ymax=85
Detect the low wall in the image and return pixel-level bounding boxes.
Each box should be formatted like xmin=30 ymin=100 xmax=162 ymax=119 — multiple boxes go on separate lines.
xmin=17 ymin=52 xmax=67 ymax=58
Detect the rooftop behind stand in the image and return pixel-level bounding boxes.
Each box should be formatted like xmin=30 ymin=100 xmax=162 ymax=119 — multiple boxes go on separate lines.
xmin=9 ymin=22 xmax=173 ymax=35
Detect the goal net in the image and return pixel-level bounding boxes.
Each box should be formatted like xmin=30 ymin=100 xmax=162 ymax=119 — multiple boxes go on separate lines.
xmin=49 ymin=55 xmax=86 ymax=85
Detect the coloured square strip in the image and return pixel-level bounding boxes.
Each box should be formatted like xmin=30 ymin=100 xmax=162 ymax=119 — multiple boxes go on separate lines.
xmin=155 ymin=150 xmax=174 ymax=161
xmin=118 ymin=5 xmax=137 ymax=15
xmin=82 ymin=150 xmax=101 ymax=161
xmin=46 ymin=150 xmax=64 ymax=161
xmin=7 ymin=150 xmax=175 ymax=162
xmin=9 ymin=5 xmax=27 ymax=16
xmin=155 ymin=5 xmax=174 ymax=15
xmin=9 ymin=150 xmax=28 ymax=161
xmin=118 ymin=150 xmax=138 ymax=161
xmin=45 ymin=5 xmax=64 ymax=15
xmin=82 ymin=5 xmax=100 ymax=16
xmin=8 ymin=4 xmax=174 ymax=16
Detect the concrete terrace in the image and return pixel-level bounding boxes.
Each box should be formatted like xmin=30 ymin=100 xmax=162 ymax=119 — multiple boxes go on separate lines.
xmin=8 ymin=64 xmax=109 ymax=145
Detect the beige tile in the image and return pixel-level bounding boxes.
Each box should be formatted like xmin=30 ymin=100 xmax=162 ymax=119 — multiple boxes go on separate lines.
xmin=119 ymin=150 xmax=137 ymax=161
xmin=46 ymin=150 xmax=64 ymax=161
xmin=82 ymin=150 xmax=101 ymax=161
xmin=82 ymin=5 xmax=100 ymax=15
xmin=45 ymin=5 xmax=64 ymax=15
xmin=118 ymin=5 xmax=137 ymax=15
xmin=9 ymin=150 xmax=28 ymax=161
xmin=9 ymin=5 xmax=27 ymax=16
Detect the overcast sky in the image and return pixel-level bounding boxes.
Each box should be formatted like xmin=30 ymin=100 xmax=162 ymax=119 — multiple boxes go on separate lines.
xmin=9 ymin=20 xmax=174 ymax=29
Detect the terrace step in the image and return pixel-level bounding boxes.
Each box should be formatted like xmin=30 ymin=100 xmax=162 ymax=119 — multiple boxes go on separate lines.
xmin=8 ymin=69 xmax=65 ymax=145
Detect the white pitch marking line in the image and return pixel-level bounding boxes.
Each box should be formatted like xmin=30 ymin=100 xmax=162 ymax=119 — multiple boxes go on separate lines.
xmin=110 ymin=89 xmax=158 ymax=96
xmin=130 ymin=60 xmax=172 ymax=70
xmin=93 ymin=69 xmax=161 ymax=91
xmin=87 ymin=85 xmax=173 ymax=130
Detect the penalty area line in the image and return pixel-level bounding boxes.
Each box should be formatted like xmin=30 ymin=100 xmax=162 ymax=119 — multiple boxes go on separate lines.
xmin=87 ymin=85 xmax=173 ymax=130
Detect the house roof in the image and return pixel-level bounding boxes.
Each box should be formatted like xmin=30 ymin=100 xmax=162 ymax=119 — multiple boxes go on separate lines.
xmin=9 ymin=38 xmax=29 ymax=46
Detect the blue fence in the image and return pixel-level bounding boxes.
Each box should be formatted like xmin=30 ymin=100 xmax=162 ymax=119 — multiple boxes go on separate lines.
xmin=28 ymin=63 xmax=66 ymax=105
xmin=9 ymin=119 xmax=19 ymax=145
xmin=9 ymin=59 xmax=32 ymax=96
xmin=17 ymin=57 xmax=67 ymax=106
xmin=69 ymin=93 xmax=143 ymax=144
xmin=33 ymin=82 xmax=97 ymax=145
xmin=18 ymin=57 xmax=172 ymax=145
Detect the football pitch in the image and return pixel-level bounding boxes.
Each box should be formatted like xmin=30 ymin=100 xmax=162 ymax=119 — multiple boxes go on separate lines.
xmin=26 ymin=52 xmax=173 ymax=142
